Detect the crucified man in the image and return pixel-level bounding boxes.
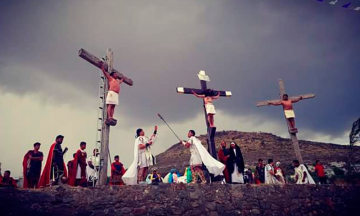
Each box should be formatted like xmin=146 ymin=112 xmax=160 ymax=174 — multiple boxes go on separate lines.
xmin=192 ymin=89 xmax=220 ymax=127
xmin=267 ymin=94 xmax=303 ymax=133
xmin=100 ymin=62 xmax=125 ymax=122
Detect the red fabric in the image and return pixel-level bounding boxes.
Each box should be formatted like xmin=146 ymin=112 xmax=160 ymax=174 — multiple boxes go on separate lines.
xmin=38 ymin=143 xmax=67 ymax=188
xmin=0 ymin=176 xmax=18 ymax=188
xmin=315 ymin=164 xmax=325 ymax=177
xmin=22 ymin=151 xmax=30 ymax=188
xmin=110 ymin=162 xmax=126 ymax=185
xmin=217 ymin=149 xmax=230 ymax=183
xmin=68 ymin=149 xmax=87 ymax=186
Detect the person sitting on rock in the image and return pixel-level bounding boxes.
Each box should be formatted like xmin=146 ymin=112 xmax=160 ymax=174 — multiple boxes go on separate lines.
xmin=0 ymin=170 xmax=17 ymax=188
xmin=110 ymin=155 xmax=126 ymax=186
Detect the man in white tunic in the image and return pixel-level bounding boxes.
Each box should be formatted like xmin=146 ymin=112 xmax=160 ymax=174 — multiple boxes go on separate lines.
xmin=87 ymin=148 xmax=100 ymax=186
xmin=227 ymin=142 xmax=245 ymax=184
xmin=123 ymin=126 xmax=157 ymax=185
xmin=293 ymin=160 xmax=315 ymax=184
xmin=183 ymin=130 xmax=225 ymax=184
xmin=265 ymin=159 xmax=280 ymax=184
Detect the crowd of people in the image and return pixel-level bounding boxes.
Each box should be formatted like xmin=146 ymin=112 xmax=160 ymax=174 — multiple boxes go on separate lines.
xmin=0 ymin=130 xmax=328 ymax=189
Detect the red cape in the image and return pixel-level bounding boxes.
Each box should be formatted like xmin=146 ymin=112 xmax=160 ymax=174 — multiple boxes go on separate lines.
xmin=38 ymin=143 xmax=67 ymax=188
xmin=22 ymin=151 xmax=30 ymax=188
xmin=68 ymin=149 xmax=81 ymax=186
xmin=110 ymin=162 xmax=126 ymax=185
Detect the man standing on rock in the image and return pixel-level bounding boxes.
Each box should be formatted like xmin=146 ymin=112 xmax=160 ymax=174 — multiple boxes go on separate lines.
xmin=183 ymin=130 xmax=225 ymax=184
xmin=38 ymin=135 xmax=68 ymax=187
xmin=87 ymin=148 xmax=100 ymax=186
xmin=123 ymin=126 xmax=158 ymax=185
xmin=293 ymin=160 xmax=315 ymax=184
xmin=23 ymin=142 xmax=43 ymax=188
xmin=217 ymin=140 xmax=230 ymax=183
xmin=69 ymin=142 xmax=88 ymax=187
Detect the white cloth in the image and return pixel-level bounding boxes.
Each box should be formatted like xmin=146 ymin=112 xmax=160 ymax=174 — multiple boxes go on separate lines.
xmin=295 ymin=164 xmax=315 ymax=184
xmin=106 ymin=91 xmax=119 ymax=105
xmin=123 ymin=135 xmax=157 ymax=185
xmin=205 ymin=103 xmax=216 ymax=114
xmin=265 ymin=164 xmax=280 ymax=184
xmin=188 ymin=137 xmax=202 ymax=165
xmin=275 ymin=168 xmax=286 ymax=184
xmin=86 ymin=155 xmax=100 ymax=181
xmin=188 ymin=136 xmax=225 ymax=177
xmin=284 ymin=110 xmax=295 ymax=119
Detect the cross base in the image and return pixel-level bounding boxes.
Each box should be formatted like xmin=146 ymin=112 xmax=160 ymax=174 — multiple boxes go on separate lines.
xmin=106 ymin=118 xmax=117 ymax=126
xmin=289 ymin=128 xmax=298 ymax=134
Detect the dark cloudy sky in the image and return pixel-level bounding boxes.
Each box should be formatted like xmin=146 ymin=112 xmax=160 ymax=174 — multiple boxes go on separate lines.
xmin=0 ymin=0 xmax=359 ymax=177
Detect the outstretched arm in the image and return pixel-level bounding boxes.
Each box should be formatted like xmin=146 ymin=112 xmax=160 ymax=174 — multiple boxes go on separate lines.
xmin=118 ymin=77 xmax=125 ymax=84
xmin=267 ymin=100 xmax=282 ymax=106
xmin=212 ymin=91 xmax=221 ymax=100
xmin=291 ymin=95 xmax=303 ymax=103
xmin=192 ymin=90 xmax=205 ymax=99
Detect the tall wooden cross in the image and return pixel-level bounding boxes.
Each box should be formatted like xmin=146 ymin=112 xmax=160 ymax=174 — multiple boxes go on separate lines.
xmin=78 ymin=48 xmax=133 ymax=185
xmin=177 ymin=71 xmax=232 ymax=159
xmin=256 ymin=79 xmax=315 ymax=164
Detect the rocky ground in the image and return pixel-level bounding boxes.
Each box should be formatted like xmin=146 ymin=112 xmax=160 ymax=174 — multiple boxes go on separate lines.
xmin=1 ymin=184 xmax=359 ymax=216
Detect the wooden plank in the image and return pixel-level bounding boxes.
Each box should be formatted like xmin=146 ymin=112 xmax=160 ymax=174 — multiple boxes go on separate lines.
xmin=78 ymin=48 xmax=133 ymax=86
xmin=256 ymin=94 xmax=315 ymax=107
xmin=176 ymin=87 xmax=232 ymax=97
xmin=291 ymin=134 xmax=304 ymax=164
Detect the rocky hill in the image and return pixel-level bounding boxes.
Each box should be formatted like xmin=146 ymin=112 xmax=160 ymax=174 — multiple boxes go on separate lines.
xmin=153 ymin=131 xmax=360 ymax=175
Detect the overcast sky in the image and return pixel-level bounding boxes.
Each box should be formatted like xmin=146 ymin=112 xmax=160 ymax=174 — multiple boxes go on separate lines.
xmin=0 ymin=0 xmax=359 ymax=177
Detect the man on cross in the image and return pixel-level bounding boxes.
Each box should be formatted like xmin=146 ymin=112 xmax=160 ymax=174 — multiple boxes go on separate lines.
xmin=267 ymin=94 xmax=303 ymax=133
xmin=192 ymin=89 xmax=220 ymax=127
xmin=100 ymin=62 xmax=125 ymax=123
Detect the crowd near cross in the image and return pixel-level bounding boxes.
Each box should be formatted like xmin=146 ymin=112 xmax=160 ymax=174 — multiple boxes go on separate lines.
xmin=0 ymin=49 xmax=330 ymax=189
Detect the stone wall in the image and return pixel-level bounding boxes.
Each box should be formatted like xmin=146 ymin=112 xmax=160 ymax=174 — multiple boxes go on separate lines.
xmin=1 ymin=184 xmax=359 ymax=216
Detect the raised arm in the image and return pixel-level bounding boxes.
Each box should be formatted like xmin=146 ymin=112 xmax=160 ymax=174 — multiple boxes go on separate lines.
xmin=100 ymin=62 xmax=111 ymax=80
xmin=118 ymin=77 xmax=125 ymax=84
xmin=192 ymin=90 xmax=205 ymax=99
xmin=291 ymin=95 xmax=303 ymax=103
xmin=212 ymin=91 xmax=221 ymax=100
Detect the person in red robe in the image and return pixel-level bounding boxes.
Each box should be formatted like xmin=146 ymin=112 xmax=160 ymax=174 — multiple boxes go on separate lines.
xmin=23 ymin=142 xmax=43 ymax=188
xmin=67 ymin=153 xmax=76 ymax=184
xmin=217 ymin=140 xmax=230 ymax=183
xmin=0 ymin=170 xmax=18 ymax=188
xmin=38 ymin=135 xmax=68 ymax=188
xmin=110 ymin=155 xmax=126 ymax=186
xmin=69 ymin=142 xmax=87 ymax=187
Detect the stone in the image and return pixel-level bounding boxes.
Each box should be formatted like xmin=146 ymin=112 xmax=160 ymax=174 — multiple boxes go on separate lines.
xmin=121 ymin=207 xmax=132 ymax=214
xmin=209 ymin=211 xmax=219 ymax=216
xmin=252 ymin=209 xmax=261 ymax=215
xmin=206 ymin=202 xmax=217 ymax=211
xmin=171 ymin=207 xmax=182 ymax=215
xmin=133 ymin=208 xmax=147 ymax=216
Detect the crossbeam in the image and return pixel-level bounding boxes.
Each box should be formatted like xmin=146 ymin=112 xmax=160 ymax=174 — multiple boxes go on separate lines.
xmin=257 ymin=94 xmax=315 ymax=107
xmin=177 ymin=87 xmax=232 ymax=97
xmin=78 ymin=48 xmax=133 ymax=86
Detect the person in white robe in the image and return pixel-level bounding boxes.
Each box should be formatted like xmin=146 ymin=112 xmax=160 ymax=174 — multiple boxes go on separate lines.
xmin=293 ymin=160 xmax=315 ymax=184
xmin=122 ymin=126 xmax=157 ymax=185
xmin=265 ymin=159 xmax=281 ymax=184
xmin=227 ymin=142 xmax=245 ymax=184
xmin=274 ymin=161 xmax=286 ymax=184
xmin=183 ymin=130 xmax=225 ymax=184
xmin=86 ymin=148 xmax=100 ymax=186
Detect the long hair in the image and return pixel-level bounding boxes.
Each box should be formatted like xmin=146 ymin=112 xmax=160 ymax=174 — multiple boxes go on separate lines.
xmin=135 ymin=128 xmax=143 ymax=138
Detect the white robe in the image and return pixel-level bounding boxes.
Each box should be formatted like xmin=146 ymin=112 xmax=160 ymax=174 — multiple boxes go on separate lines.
xmin=123 ymin=135 xmax=156 ymax=185
xmin=86 ymin=155 xmax=100 ymax=181
xmin=295 ymin=164 xmax=315 ymax=184
xmin=230 ymin=149 xmax=244 ymax=183
xmin=265 ymin=164 xmax=280 ymax=184
xmin=187 ymin=136 xmax=225 ymax=176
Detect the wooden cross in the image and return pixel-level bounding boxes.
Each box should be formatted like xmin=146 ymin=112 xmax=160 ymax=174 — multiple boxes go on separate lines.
xmin=177 ymin=71 xmax=232 ymax=159
xmin=256 ymin=79 xmax=315 ymax=164
xmin=78 ymin=48 xmax=133 ymax=185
